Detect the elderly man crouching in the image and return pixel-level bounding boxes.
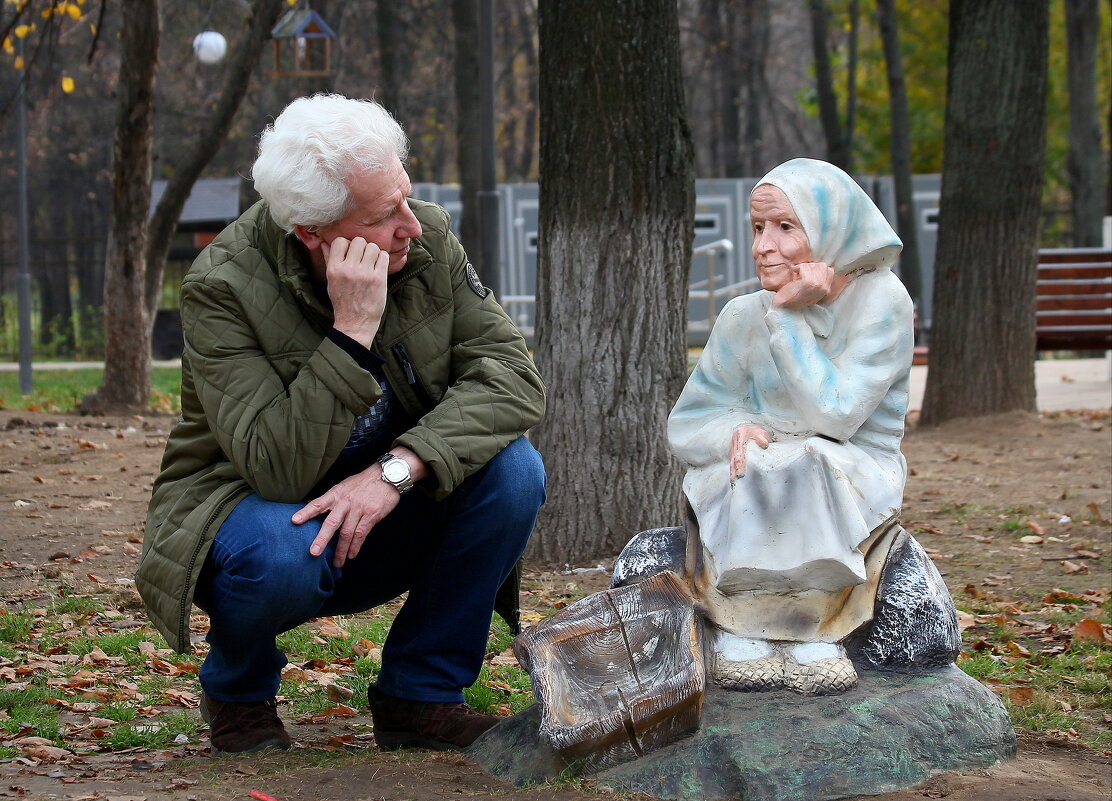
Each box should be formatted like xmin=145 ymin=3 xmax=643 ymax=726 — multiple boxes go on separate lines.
xmin=137 ymin=94 xmax=546 ymax=755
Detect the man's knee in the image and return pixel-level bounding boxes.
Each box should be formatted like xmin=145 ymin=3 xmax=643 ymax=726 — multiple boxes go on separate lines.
xmin=480 ymin=436 xmax=547 ymax=518
xmin=203 ymin=495 xmax=334 ymax=602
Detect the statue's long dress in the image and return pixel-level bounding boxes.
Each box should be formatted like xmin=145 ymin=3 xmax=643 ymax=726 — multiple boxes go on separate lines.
xmin=667 ymin=268 xmax=914 ymax=642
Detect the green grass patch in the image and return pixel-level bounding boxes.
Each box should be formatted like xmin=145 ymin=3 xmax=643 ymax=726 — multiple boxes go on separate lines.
xmin=52 ymin=590 xmax=106 ymax=617
xmin=958 ymin=597 xmax=1111 ymax=748
xmin=103 ymin=711 xmax=204 ymax=750
xmin=0 ymin=610 xmax=35 ymax=645
xmin=0 ymin=684 xmax=61 ymax=743
xmin=0 ymin=366 xmax=182 ymax=413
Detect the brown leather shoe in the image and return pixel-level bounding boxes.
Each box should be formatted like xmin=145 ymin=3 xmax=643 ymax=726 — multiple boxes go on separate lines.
xmin=368 ymin=685 xmax=500 ymax=750
xmin=200 ymin=692 xmax=292 ymax=756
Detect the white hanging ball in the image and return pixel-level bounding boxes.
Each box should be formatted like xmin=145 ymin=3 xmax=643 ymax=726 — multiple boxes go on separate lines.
xmin=193 ymin=31 xmax=228 ymax=65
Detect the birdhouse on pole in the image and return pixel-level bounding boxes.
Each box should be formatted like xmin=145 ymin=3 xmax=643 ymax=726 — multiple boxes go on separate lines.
xmin=271 ymin=3 xmax=336 ymax=78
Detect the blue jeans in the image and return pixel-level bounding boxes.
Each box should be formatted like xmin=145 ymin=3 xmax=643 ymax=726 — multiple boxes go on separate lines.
xmin=194 ymin=437 xmax=545 ymax=704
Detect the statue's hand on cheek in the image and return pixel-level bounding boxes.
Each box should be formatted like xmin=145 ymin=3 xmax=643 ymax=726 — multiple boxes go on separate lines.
xmin=771 ymin=262 xmax=835 ymax=310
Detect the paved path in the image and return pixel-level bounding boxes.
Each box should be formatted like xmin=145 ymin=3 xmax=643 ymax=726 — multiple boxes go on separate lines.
xmin=3 ymin=357 xmax=1110 ymax=412
xmin=907 ymin=357 xmax=1110 ymax=412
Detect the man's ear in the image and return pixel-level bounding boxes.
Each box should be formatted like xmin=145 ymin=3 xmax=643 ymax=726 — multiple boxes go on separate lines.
xmin=294 ymin=224 xmax=324 ymax=250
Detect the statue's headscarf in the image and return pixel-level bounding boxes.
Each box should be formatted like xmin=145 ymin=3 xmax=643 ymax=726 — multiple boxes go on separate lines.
xmin=753 ymin=158 xmax=902 ymax=276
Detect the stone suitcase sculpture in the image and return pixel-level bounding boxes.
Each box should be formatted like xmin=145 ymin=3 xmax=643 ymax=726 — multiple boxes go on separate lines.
xmin=513 ymin=571 xmax=704 ymax=773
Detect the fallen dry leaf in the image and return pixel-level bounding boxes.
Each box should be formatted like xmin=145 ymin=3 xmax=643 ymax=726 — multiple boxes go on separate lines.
xmin=316 ymin=618 xmax=351 ymax=639
xmin=1025 ymin=520 xmax=1046 ymax=536
xmin=79 ymin=500 xmax=112 ymax=510
xmin=1004 ymin=641 xmax=1031 ymax=658
xmin=1058 ymin=560 xmax=1088 ymax=575
xmin=955 ymin=611 xmax=977 ymax=632
xmin=1072 ymin=619 xmax=1109 ymax=644
xmin=21 ymin=744 xmax=71 ymax=762
xmin=325 ymin=683 xmax=354 ymax=702
xmin=1007 ymin=687 xmax=1035 ymax=706
xmin=1019 ymin=535 xmax=1044 ymax=544
xmin=351 ymin=638 xmax=377 ymax=658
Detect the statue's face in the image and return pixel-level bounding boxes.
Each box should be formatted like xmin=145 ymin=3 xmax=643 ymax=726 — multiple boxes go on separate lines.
xmin=750 ymin=185 xmax=813 ymax=292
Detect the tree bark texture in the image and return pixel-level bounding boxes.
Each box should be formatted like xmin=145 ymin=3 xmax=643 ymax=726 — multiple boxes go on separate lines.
xmin=143 ymin=0 xmax=287 ymax=324
xmin=920 ymin=0 xmax=1048 ymax=426
xmin=452 ymin=0 xmax=482 ymax=257
xmin=875 ymin=0 xmax=922 ymax=306
xmin=531 ymin=0 xmax=695 ymax=566
xmin=95 ymin=0 xmax=160 ymax=412
xmin=1063 ymin=0 xmax=1104 ymax=247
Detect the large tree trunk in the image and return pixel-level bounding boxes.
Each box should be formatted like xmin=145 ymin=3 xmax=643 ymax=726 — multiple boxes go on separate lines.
xmin=1063 ymin=0 xmax=1104 ymax=247
xmin=143 ymin=0 xmax=287 ymax=325
xmin=89 ymin=0 xmax=160 ymax=413
xmin=875 ymin=0 xmax=922 ymax=307
xmin=531 ymin=0 xmax=695 ymax=566
xmin=920 ymin=0 xmax=1048 ymax=426
xmin=452 ymin=0 xmax=482 ymax=255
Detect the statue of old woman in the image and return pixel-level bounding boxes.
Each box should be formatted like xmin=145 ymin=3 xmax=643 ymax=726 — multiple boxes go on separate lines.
xmin=668 ymin=158 xmax=914 ymax=695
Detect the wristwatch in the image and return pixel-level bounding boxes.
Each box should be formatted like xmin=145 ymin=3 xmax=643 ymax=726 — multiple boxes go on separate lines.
xmin=376 ymin=452 xmax=414 ymax=495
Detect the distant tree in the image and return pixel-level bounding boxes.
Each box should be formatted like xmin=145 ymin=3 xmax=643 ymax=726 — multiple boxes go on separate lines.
xmin=692 ymin=0 xmax=770 ymax=178
xmin=92 ymin=0 xmax=159 ymax=412
xmin=143 ymin=0 xmax=286 ymax=325
xmin=530 ymin=0 xmax=695 ymax=565
xmin=1064 ymin=0 xmax=1104 ymax=247
xmin=920 ymin=0 xmax=1048 ymax=426
xmin=808 ymin=0 xmax=852 ymax=170
xmin=875 ymin=0 xmax=922 ymax=306
xmin=84 ymin=0 xmax=286 ymax=413
xmin=452 ymin=0 xmax=481 ymax=256
xmin=496 ymin=0 xmax=538 ymax=182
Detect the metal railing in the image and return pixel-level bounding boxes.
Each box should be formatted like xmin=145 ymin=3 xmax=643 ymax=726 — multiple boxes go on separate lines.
xmin=499 ymin=238 xmax=761 ymax=344
xmin=687 ymin=239 xmax=760 ymax=332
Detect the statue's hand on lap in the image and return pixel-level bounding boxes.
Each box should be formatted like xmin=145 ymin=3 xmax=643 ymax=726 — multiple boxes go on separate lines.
xmin=729 ymin=425 xmax=771 ymax=485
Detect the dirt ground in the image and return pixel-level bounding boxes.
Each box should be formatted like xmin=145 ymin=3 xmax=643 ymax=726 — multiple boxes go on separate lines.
xmin=0 ymin=407 xmax=1109 ymax=801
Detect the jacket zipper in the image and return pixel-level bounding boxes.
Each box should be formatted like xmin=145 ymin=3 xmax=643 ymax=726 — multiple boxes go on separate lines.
xmin=391 ymin=342 xmax=435 ymax=411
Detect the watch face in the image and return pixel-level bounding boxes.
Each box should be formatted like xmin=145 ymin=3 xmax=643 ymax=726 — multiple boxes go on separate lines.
xmin=382 ymin=459 xmax=409 ymax=483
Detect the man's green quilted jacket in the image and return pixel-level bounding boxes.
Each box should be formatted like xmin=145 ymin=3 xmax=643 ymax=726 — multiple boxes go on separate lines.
xmin=137 ymin=199 xmax=545 ymax=653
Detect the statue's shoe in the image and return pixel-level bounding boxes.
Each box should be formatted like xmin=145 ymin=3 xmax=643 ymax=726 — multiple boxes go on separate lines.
xmin=784 ymin=655 xmax=858 ymax=695
xmin=712 ymin=651 xmax=786 ymax=691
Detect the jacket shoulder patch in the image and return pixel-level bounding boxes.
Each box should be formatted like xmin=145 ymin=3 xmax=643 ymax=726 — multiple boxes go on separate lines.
xmin=465 ymin=263 xmax=489 ymax=299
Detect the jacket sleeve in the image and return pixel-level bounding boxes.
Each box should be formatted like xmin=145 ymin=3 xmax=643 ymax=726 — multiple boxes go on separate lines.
xmin=180 ymin=256 xmax=382 ymax=503
xmin=394 ymin=220 xmax=546 ymax=498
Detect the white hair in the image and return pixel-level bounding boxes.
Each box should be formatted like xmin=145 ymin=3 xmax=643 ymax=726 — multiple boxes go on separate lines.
xmin=252 ymin=94 xmax=409 ymax=232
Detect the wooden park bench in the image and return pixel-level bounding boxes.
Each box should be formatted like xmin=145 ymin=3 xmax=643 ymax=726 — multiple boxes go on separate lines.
xmin=914 ymin=247 xmax=1111 ymax=364
xmin=1036 ymin=248 xmax=1112 ymax=353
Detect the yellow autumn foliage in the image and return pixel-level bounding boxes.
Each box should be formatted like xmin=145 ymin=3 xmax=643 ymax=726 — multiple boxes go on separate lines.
xmin=61 ymin=76 xmax=75 ymax=93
